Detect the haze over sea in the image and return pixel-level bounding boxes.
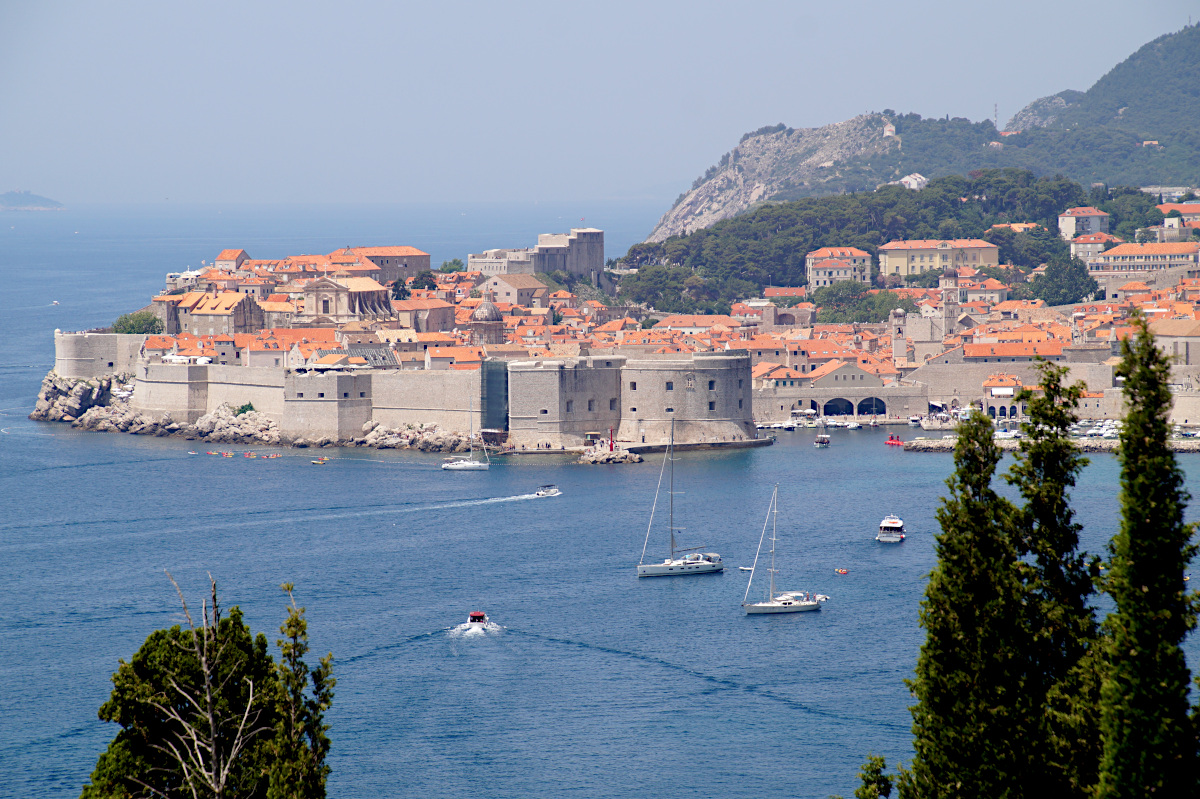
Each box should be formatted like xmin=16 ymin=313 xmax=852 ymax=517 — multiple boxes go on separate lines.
xmin=2 ymin=205 xmax=1197 ymax=799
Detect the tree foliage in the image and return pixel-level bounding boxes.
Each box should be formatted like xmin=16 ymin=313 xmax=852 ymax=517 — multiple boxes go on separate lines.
xmin=808 ymin=283 xmax=917 ymax=324
xmin=438 ymin=258 xmax=465 ymax=273
xmin=901 ymin=413 xmax=1033 ymax=798
xmin=81 ymin=577 xmax=335 ymax=799
xmin=1029 ymin=256 xmax=1099 ymax=306
xmin=1098 ymin=315 xmax=1199 ymax=797
xmin=390 ymin=280 xmax=409 ymax=301
xmin=113 ymin=311 xmax=165 ymax=335
xmin=1008 ymin=360 xmax=1101 ymax=796
xmin=618 ymin=169 xmax=1111 ymax=314
xmin=410 ymin=271 xmax=438 ymax=291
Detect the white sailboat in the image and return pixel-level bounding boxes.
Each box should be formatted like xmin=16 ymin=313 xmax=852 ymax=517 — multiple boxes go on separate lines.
xmin=442 ymin=395 xmax=490 ymax=471
xmin=637 ymin=418 xmax=723 ymax=577
xmin=742 ymin=485 xmax=828 ymax=614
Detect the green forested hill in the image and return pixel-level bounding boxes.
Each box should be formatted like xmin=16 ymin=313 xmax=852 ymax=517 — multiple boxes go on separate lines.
xmin=617 ymin=170 xmax=1163 ymax=315
xmin=654 ymin=25 xmax=1200 ymax=240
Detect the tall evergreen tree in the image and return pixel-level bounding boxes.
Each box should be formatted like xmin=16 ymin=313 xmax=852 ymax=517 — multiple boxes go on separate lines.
xmin=1007 ymin=360 xmax=1101 ymax=796
xmin=1097 ymin=316 xmax=1199 ymax=797
xmin=268 ymin=584 xmax=335 ymax=799
xmin=900 ymin=414 xmax=1033 ymax=799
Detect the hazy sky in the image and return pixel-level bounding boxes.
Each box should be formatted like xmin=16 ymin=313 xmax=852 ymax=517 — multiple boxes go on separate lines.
xmin=1 ymin=1 xmax=1190 ymax=206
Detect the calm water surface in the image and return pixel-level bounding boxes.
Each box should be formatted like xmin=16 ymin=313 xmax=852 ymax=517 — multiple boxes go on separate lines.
xmin=1 ymin=207 xmax=1196 ymax=798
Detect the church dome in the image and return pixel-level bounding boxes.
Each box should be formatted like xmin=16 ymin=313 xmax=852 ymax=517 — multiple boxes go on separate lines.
xmin=471 ymin=300 xmax=502 ymax=322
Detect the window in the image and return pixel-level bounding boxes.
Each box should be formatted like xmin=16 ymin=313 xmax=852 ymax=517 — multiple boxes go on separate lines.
xmin=342 ymin=392 xmax=349 ymax=398
xmin=322 ymin=299 xmax=330 ymax=314
xmin=708 ymin=401 xmax=715 ymax=410
xmin=540 ymin=409 xmax=548 ymax=415
xmin=605 ymin=361 xmax=611 ymax=367
xmin=107 ymin=361 xmax=114 ymax=368
xmin=318 ymin=392 xmax=324 ymax=398
xmin=630 ymin=407 xmax=637 ymax=412
xmin=738 ymin=379 xmax=743 ymax=388
xmin=587 ymin=399 xmax=594 ymax=411
xmin=665 ymin=407 xmax=674 ymax=413
xmin=297 ymin=392 xmax=304 ymax=398
xmin=630 ymin=381 xmax=637 ymax=391
xmin=708 ymin=380 xmax=715 ymax=390
xmin=609 ymin=398 xmax=617 ymax=411
xmin=235 ymin=352 xmax=241 ymax=359
xmin=739 ymin=399 xmax=743 ymax=409
xmin=665 ymin=381 xmax=674 ymax=391
xmin=360 ymin=392 xmax=366 ymax=398
xmin=566 ymin=400 xmax=573 ymax=413
xmin=274 ymin=358 xmax=280 ymax=366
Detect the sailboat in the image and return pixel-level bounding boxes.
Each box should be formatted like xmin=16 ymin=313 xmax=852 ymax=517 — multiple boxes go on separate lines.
xmin=442 ymin=395 xmax=490 ymax=471
xmin=742 ymin=485 xmax=828 ymax=614
xmin=814 ymin=416 xmax=831 ymax=448
xmin=636 ymin=418 xmax=723 ymax=577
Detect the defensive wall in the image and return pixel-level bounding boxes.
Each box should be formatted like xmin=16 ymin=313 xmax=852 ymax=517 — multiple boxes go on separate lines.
xmin=54 ymin=332 xmax=146 ymax=379
xmin=753 ymin=383 xmax=930 ymax=423
xmin=132 ymin=364 xmax=287 ymax=423
xmin=370 ymin=368 xmax=486 ymax=433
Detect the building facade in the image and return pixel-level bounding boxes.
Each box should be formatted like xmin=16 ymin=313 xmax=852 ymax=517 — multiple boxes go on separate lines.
xmin=877 ymin=239 xmax=999 ymax=277
xmin=468 ymin=228 xmax=604 ymax=280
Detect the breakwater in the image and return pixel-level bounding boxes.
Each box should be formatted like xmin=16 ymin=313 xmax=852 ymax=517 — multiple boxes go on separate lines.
xmin=904 ymin=437 xmax=1200 ymax=453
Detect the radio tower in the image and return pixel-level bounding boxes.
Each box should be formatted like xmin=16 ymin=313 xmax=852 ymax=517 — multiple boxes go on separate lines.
xmin=994 ymin=103 xmax=999 ymax=130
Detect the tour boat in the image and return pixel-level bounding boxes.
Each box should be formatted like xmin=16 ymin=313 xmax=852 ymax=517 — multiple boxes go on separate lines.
xmin=908 ymin=416 xmax=922 ymax=426
xmin=814 ymin=434 xmax=831 ymax=448
xmin=847 ymin=421 xmax=862 ymax=430
xmin=876 ymin=515 xmax=906 ymax=543
xmin=534 ymin=484 xmax=562 ymax=498
xmin=443 ymin=396 xmax=490 ymax=471
xmin=468 ymin=611 xmax=488 ymax=625
xmin=637 ymin=418 xmax=723 ymax=577
xmin=742 ymin=485 xmax=827 ymax=614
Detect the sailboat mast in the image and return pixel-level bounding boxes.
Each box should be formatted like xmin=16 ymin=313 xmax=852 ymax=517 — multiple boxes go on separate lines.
xmin=768 ymin=485 xmax=777 ymax=600
xmin=668 ymin=417 xmax=676 ymax=559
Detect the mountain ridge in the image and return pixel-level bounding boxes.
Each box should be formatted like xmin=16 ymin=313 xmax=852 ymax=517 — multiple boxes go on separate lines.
xmin=648 ymin=24 xmax=1200 ymax=243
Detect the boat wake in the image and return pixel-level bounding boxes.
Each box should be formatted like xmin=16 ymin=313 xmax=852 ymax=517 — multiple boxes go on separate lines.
xmin=446 ymin=621 xmax=504 ymax=639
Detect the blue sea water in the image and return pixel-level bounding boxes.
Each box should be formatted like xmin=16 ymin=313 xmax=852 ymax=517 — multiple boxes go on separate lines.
xmin=0 ymin=205 xmax=1196 ymax=799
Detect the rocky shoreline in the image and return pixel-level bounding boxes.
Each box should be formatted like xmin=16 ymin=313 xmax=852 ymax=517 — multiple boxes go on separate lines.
xmin=28 ymin=371 xmax=476 ymax=453
xmin=903 ymin=437 xmax=1200 ymax=453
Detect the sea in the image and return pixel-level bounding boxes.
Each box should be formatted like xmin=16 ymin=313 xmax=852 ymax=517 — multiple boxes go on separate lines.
xmin=1 ymin=204 xmax=1197 ymax=799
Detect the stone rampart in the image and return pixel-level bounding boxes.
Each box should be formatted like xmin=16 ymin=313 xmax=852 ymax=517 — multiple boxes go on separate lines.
xmin=370 ymin=369 xmax=484 ymax=433
xmin=508 ymin=356 xmax=624 ymax=447
xmin=54 ymin=332 xmax=145 ymax=379
xmin=615 ymin=351 xmax=756 ymax=445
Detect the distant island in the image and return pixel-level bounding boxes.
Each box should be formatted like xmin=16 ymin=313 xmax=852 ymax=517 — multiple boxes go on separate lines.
xmin=0 ymin=191 xmax=64 ymax=211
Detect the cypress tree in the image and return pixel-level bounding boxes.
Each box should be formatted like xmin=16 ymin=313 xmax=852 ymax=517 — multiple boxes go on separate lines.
xmin=900 ymin=413 xmax=1033 ymax=798
xmin=1006 ymin=360 xmax=1100 ymax=796
xmin=1097 ymin=316 xmax=1199 ymax=797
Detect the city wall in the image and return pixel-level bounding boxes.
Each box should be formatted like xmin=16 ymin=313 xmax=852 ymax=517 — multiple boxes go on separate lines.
xmin=54 ymin=332 xmax=146 ymax=379
xmin=370 ymin=369 xmax=485 ymax=432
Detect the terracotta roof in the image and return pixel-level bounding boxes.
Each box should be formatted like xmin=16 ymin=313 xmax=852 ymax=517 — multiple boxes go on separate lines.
xmin=963 ymin=342 xmax=1063 ymax=358
xmin=1060 ymin=207 xmax=1108 ymax=217
xmin=878 ymin=238 xmax=995 ymax=250
xmin=1102 ymin=243 xmax=1200 ymax=256
xmin=806 ymin=247 xmax=870 ymax=260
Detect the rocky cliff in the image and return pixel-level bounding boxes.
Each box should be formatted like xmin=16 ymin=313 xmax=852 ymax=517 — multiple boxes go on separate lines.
xmin=647 ymin=114 xmax=896 ymax=242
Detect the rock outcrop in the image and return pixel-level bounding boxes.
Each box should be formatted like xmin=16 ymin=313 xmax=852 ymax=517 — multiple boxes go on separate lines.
xmin=647 ymin=114 xmax=896 ymax=242
xmin=578 ymin=448 xmax=643 ymax=465
xmin=29 ymin=372 xmax=126 ymax=422
xmin=1004 ymin=89 xmax=1083 ymax=132
xmin=358 ymin=420 xmax=471 ymax=453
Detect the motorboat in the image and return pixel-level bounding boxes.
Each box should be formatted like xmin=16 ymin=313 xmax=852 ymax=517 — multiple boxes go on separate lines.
xmin=885 ymin=434 xmax=904 ymax=446
xmin=908 ymin=416 xmax=922 ymax=426
xmin=877 ymin=514 xmax=906 ymax=543
xmin=847 ymin=421 xmax=862 ymax=430
xmin=814 ymin=434 xmax=831 ymax=448
xmin=637 ymin=418 xmax=723 ymax=577
xmin=468 ymin=611 xmax=488 ymax=625
xmin=743 ymin=485 xmax=827 ymax=614
xmin=534 ymin=484 xmax=562 ymax=498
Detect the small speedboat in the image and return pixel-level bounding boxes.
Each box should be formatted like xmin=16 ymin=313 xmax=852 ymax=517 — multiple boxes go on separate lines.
xmin=814 ymin=434 xmax=831 ymax=448
xmin=738 ymin=566 xmax=754 ymax=572
xmin=834 ymin=568 xmax=849 ymax=575
xmin=534 ymin=484 xmax=562 ymax=498
xmin=877 ymin=515 xmax=906 ymax=543
xmin=468 ymin=611 xmax=488 ymax=625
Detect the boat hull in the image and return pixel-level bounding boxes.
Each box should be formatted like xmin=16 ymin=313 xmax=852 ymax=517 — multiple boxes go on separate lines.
xmin=744 ymin=600 xmax=821 ymax=614
xmin=442 ymin=461 xmax=489 ymax=471
xmin=876 ymin=533 xmax=905 ymax=543
xmin=637 ymin=560 xmax=723 ymax=577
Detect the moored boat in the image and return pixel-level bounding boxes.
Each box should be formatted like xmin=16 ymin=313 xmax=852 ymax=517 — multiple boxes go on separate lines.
xmin=743 ymin=485 xmax=827 ymax=614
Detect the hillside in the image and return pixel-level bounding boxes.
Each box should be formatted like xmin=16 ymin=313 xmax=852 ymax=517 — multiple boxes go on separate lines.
xmin=618 ymin=170 xmax=1161 ymax=316
xmin=0 ymin=190 xmax=63 ymax=211
xmin=649 ymin=24 xmax=1200 ymax=242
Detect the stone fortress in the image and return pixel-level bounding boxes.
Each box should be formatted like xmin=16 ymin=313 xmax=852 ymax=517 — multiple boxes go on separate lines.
xmin=468 ymin=228 xmax=605 ymax=281
xmin=47 ymin=331 xmax=758 ymax=448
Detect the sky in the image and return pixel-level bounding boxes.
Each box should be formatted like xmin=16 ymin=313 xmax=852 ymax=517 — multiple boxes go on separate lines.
xmin=0 ymin=1 xmax=1192 ymax=207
